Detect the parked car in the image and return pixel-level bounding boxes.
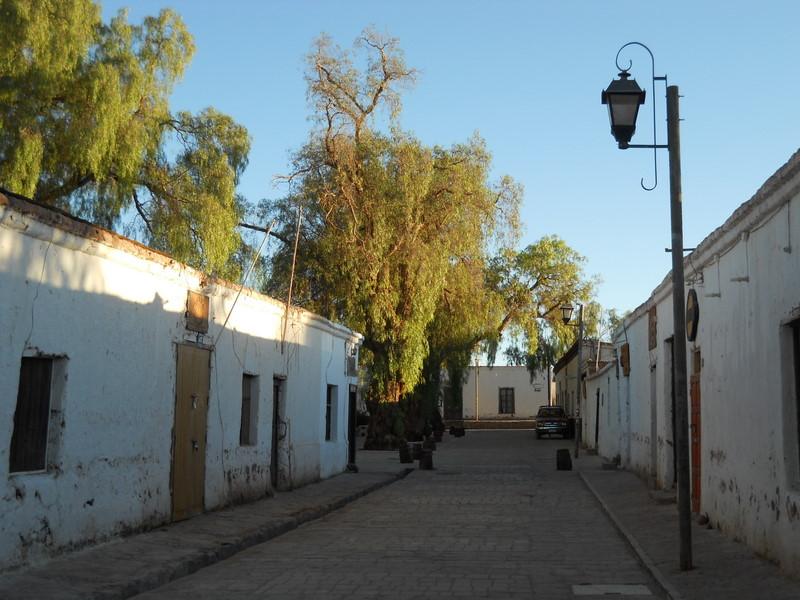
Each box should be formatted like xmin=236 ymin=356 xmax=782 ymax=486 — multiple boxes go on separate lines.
xmin=535 ymin=405 xmax=568 ymax=439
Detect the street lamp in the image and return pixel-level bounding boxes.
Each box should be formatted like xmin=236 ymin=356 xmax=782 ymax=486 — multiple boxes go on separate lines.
xmin=602 ymin=42 xmax=692 ymax=572
xmin=560 ymin=303 xmax=574 ymax=324
xmin=601 ymin=71 xmax=646 ymax=149
xmin=561 ymin=303 xmax=583 ymax=458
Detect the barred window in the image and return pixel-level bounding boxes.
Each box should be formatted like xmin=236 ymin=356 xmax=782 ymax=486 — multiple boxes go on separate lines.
xmin=498 ymin=387 xmax=515 ymax=415
xmin=10 ymin=357 xmax=64 ymax=473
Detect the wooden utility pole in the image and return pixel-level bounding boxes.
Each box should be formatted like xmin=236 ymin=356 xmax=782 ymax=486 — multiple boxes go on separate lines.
xmin=574 ymin=304 xmax=583 ymax=458
xmin=667 ymin=85 xmax=692 ymax=571
xmin=474 ymin=356 xmax=480 ymax=422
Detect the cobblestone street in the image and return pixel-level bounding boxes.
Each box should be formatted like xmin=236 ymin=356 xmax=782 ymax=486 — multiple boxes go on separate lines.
xmin=134 ymin=431 xmax=663 ymax=600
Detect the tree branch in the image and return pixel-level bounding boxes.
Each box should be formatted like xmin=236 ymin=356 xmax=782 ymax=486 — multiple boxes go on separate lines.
xmin=34 ymin=173 xmax=95 ymax=204
xmin=132 ymin=189 xmax=155 ymax=237
xmin=238 ymin=221 xmax=290 ymax=245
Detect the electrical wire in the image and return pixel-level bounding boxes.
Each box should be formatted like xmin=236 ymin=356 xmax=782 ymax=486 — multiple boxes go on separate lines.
xmin=23 ymin=238 xmax=53 ymax=352
xmin=213 ymin=220 xmax=275 ymax=348
xmin=281 ymin=205 xmax=302 ymax=355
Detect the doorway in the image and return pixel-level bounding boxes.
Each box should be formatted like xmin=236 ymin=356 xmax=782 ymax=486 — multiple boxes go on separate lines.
xmin=666 ymin=337 xmax=677 ymax=486
xmin=690 ymin=349 xmax=702 ymax=513
xmin=347 ymin=385 xmax=358 ymax=466
xmin=649 ymin=363 xmax=658 ymax=482
xmin=594 ymin=387 xmax=600 ymax=449
xmin=271 ymin=377 xmax=284 ymax=491
xmin=171 ymin=344 xmax=210 ymax=521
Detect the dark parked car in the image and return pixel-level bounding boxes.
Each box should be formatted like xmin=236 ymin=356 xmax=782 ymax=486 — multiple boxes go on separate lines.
xmin=535 ymin=405 xmax=568 ymax=439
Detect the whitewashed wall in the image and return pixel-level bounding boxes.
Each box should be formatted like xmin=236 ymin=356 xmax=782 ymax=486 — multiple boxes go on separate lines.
xmin=554 ymin=342 xmax=617 ymax=421
xmin=554 ymin=357 xmax=579 ymax=416
xmin=0 ymin=195 xmax=360 ymax=570
xmin=462 ymin=366 xmax=548 ymax=419
xmin=600 ymin=151 xmax=800 ymax=574
xmin=582 ymin=362 xmax=617 ymax=454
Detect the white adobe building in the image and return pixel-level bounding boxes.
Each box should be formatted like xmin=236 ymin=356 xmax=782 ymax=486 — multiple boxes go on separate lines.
xmin=553 ymin=339 xmax=616 ymax=418
xmin=586 ymin=150 xmax=800 ymax=575
xmin=461 ymin=365 xmax=549 ymax=420
xmin=0 ymin=192 xmax=361 ymax=570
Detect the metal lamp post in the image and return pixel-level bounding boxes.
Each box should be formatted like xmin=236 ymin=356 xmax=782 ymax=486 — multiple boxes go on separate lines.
xmin=602 ymin=42 xmax=692 ymax=571
xmin=561 ymin=303 xmax=583 ymax=458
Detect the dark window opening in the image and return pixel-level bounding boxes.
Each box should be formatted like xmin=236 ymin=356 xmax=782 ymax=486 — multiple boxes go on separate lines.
xmin=240 ymin=374 xmax=258 ymax=446
xmin=498 ymin=387 xmax=515 ymax=415
xmin=326 ymin=385 xmax=337 ymax=441
xmin=10 ymin=357 xmax=53 ymax=473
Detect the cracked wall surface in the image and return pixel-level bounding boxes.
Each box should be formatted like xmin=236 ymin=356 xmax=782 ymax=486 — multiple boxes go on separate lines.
xmin=582 ymin=150 xmax=800 ymax=576
xmin=0 ymin=194 xmax=362 ymax=570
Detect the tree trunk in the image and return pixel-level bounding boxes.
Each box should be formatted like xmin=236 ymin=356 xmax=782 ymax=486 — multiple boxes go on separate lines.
xmin=364 ymin=394 xmax=406 ymax=450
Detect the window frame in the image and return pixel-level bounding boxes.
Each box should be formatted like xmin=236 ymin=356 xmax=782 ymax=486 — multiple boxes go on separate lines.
xmin=325 ymin=384 xmax=338 ymax=441
xmin=498 ymin=387 xmax=515 ymax=415
xmin=9 ymin=356 xmax=66 ymax=475
xmin=240 ymin=373 xmax=259 ymax=446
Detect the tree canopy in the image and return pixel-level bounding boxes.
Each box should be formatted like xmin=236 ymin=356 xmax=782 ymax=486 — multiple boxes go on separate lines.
xmin=0 ymin=0 xmax=250 ymax=274
xmin=2 ymin=6 xmax=603 ymax=433
xmin=263 ymin=30 xmax=521 ymax=413
xmin=484 ymin=236 xmax=596 ymax=362
xmin=261 ymin=29 xmax=600 ymax=445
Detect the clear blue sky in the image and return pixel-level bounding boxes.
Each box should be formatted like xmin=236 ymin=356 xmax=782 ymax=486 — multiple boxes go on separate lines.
xmin=103 ymin=0 xmax=800 ymax=315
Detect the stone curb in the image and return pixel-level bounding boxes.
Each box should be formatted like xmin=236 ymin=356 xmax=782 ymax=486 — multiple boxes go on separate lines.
xmin=578 ymin=471 xmax=685 ymax=600
xmin=108 ymin=467 xmax=414 ymax=600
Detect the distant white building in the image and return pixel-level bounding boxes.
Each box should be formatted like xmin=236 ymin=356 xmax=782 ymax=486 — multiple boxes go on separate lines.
xmin=589 ymin=150 xmax=800 ymax=576
xmin=461 ymin=366 xmax=549 ymax=420
xmin=0 ymin=192 xmax=361 ymax=570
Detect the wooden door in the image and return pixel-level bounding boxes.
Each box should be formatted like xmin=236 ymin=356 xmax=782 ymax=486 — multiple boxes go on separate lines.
xmin=690 ymin=372 xmax=701 ymax=513
xmin=172 ymin=344 xmax=210 ymax=521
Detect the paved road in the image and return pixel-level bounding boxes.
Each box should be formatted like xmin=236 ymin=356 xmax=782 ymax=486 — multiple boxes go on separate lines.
xmin=135 ymin=431 xmax=664 ymax=599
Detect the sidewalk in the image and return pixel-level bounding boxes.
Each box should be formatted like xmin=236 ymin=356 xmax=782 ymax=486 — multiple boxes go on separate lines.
xmin=576 ymin=455 xmax=800 ymax=600
xmin=0 ymin=452 xmax=409 ymax=600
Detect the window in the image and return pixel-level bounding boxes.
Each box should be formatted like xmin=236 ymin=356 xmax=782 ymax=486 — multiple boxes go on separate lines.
xmin=326 ymin=385 xmax=338 ymax=441
xmin=498 ymin=387 xmax=515 ymax=414
xmin=345 ymin=341 xmax=358 ymax=377
xmin=10 ymin=357 xmax=65 ymax=473
xmin=185 ymin=291 xmax=209 ymax=333
xmin=240 ymin=374 xmax=259 ymax=446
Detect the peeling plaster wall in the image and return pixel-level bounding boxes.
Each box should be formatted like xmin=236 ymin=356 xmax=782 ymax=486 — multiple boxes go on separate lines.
xmin=461 ymin=366 xmax=549 ymax=419
xmin=692 ymin=192 xmax=800 ymax=572
xmin=554 ymin=357 xmax=579 ymax=416
xmin=583 ymin=363 xmax=616 ymax=454
xmin=0 ymin=196 xmax=361 ymax=570
xmin=606 ymin=151 xmax=800 ymax=575
xmin=611 ymin=293 xmax=679 ymax=488
xmin=619 ymin=314 xmax=654 ymax=479
xmin=585 ymin=361 xmax=623 ymax=461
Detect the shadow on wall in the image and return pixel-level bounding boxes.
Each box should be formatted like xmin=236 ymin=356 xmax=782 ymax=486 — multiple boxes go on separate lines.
xmin=0 ymin=226 xmax=321 ymax=569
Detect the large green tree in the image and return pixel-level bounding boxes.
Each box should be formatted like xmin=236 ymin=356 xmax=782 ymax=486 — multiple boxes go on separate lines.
xmin=263 ymin=30 xmax=521 ymax=445
xmin=417 ymin=236 xmax=595 ymax=420
xmin=485 ymin=237 xmax=596 ymax=360
xmin=0 ymin=0 xmax=250 ymax=274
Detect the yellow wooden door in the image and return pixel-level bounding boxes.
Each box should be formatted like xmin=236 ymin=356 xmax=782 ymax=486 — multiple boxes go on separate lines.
xmin=172 ymin=344 xmax=210 ymax=521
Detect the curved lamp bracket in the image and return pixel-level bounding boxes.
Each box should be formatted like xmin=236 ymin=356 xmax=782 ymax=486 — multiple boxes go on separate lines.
xmin=615 ymin=42 xmax=668 ymax=191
